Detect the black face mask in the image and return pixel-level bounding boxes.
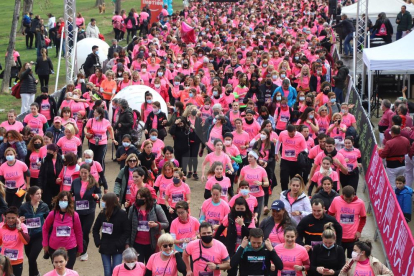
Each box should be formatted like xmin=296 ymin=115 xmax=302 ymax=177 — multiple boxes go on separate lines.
xmin=213 ymin=111 xmax=219 ymax=116
xmin=323 ymin=89 xmax=330 ymax=95
xmin=34 ymin=144 xmax=42 ymax=150
xmin=41 ymin=94 xmax=48 ymax=99
xmin=266 ymin=80 xmax=272 ymax=86
xmin=191 ymin=110 xmax=197 ymax=116
xmin=173 ymin=177 xmax=180 ymax=184
xmin=201 ymin=235 xmax=213 ymax=244
xmin=235 ymin=211 xmax=246 ymax=217
xmin=306 ymin=101 xmax=313 ymax=106
xmin=47 ymin=153 xmax=54 ymax=159
xmin=136 ymin=199 xmax=145 ymax=206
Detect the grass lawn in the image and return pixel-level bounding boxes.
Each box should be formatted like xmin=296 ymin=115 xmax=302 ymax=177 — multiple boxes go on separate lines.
xmin=0 ymin=0 xmax=184 ymax=121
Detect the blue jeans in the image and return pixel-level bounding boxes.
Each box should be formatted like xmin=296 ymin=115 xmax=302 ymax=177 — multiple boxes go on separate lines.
xmin=334 ymin=87 xmax=344 ymax=104
xmin=101 ymin=253 xmax=122 ymax=276
xmin=396 ymin=30 xmax=403 ymax=40
xmin=344 ymin=33 xmax=354 ymax=55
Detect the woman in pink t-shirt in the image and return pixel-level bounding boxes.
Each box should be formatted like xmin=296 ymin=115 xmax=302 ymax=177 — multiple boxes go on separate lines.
xmin=170 ymin=201 xmax=200 ymax=253
xmin=205 ymin=161 xmax=232 ymax=202
xmin=296 ymin=107 xmax=319 ymax=139
xmin=310 ymin=156 xmax=339 ymax=194
xmin=338 ymin=137 xmax=362 ymax=193
xmin=275 ymin=226 xmax=310 ymax=276
xmin=327 ymin=113 xmax=347 ymax=151
xmin=141 ymin=92 xmax=154 ymax=123
xmin=25 ymin=135 xmax=46 ymax=185
xmin=112 ymin=248 xmax=146 ymax=276
xmin=200 ymin=185 xmax=230 ymax=231
xmin=44 ymin=248 xmax=80 ymax=276
xmin=56 ymin=124 xmax=81 ymax=156
xmin=56 ymin=152 xmax=80 ymax=192
xmin=154 ymin=161 xmax=174 ymax=216
xmin=201 ymin=139 xmax=234 ymax=182
xmin=0 ymin=147 xmax=29 ymax=208
xmin=23 ymin=103 xmax=48 ymax=136
xmin=165 ymin=170 xmax=191 ymax=218
xmin=316 ymin=106 xmax=330 ymax=134
xmin=146 ymin=233 xmax=187 ymax=276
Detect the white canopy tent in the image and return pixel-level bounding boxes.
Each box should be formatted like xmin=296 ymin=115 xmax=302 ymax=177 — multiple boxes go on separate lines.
xmin=341 ymin=0 xmax=414 ymax=19
xmin=363 ymin=31 xmax=414 ymax=114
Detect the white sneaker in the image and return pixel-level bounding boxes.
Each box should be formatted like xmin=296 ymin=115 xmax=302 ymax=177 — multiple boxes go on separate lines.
xmin=80 ymin=253 xmax=88 ymax=261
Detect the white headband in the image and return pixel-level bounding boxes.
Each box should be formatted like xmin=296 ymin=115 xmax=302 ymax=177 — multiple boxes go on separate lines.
xmin=248 ymin=151 xmax=259 ymax=160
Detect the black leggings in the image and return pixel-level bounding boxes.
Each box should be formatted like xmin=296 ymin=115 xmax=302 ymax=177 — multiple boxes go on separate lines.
xmin=49 ymin=247 xmax=77 ymax=269
xmin=188 ymin=141 xmax=200 ymax=173
xmin=26 ymin=30 xmax=34 ymax=48
xmin=175 ymin=148 xmax=190 ymax=174
xmin=134 ymin=243 xmax=153 ymax=264
xmin=79 ymin=212 xmax=96 ymax=255
xmin=114 ymin=28 xmax=121 ymax=40
xmin=126 ymin=29 xmax=136 ymax=44
xmin=25 ymin=235 xmax=43 ymax=276
xmin=89 ymin=142 xmax=108 ymax=172
xmin=6 ymin=189 xmax=24 ymax=208
xmin=38 ymin=75 xmax=50 ymax=87
xmin=340 ymin=169 xmax=359 ymax=192
xmin=12 ymin=263 xmax=23 ymax=276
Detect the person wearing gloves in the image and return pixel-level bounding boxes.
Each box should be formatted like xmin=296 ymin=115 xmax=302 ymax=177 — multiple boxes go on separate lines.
xmin=70 ymin=163 xmax=102 ymax=262
xmin=93 ymin=193 xmax=130 ymax=276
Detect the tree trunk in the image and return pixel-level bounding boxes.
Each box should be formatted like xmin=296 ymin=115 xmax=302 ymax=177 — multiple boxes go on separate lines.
xmin=95 ymin=0 xmax=104 ymax=7
xmin=19 ymin=0 xmax=33 ymax=33
xmin=2 ymin=0 xmax=21 ymax=94
xmin=115 ymin=0 xmax=121 ymax=13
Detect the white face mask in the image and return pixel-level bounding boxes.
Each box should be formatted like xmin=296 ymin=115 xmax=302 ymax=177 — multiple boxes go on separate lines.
xmin=260 ymin=134 xmax=267 ymax=140
xmin=224 ymin=140 xmax=231 ymax=146
xmin=125 ymin=262 xmax=136 ymax=269
xmin=351 ymin=251 xmax=360 ymax=261
xmin=320 ymin=166 xmax=332 ymax=175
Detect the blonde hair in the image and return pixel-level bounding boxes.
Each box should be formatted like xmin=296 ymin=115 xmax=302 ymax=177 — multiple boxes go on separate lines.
xmin=332 ymin=112 xmax=343 ymax=121
xmin=64 ymin=123 xmax=75 ymax=136
xmin=0 ymin=182 xmax=5 ymax=200
xmin=157 ymin=233 xmax=174 ymax=246
xmin=322 ymin=222 xmax=336 ymax=239
xmin=41 ymin=48 xmax=48 ymax=61
xmin=290 ymin=174 xmax=306 ymax=195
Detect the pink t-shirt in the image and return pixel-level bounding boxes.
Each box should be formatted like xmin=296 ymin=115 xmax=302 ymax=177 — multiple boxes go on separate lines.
xmin=328 ymin=123 xmax=347 ymax=144
xmin=317 ymin=116 xmax=330 ymax=134
xmin=328 ymin=196 xmax=366 ymax=240
xmin=269 ymin=223 xmax=285 ymax=247
xmin=28 ymin=150 xmax=46 ymax=178
xmin=296 ymin=119 xmax=319 ymax=139
xmin=275 ymin=243 xmax=309 ymax=276
xmin=85 ymin=118 xmax=111 ymax=145
xmin=204 ymin=152 xmax=232 ymax=169
xmin=242 ymin=119 xmax=261 ymax=140
xmin=205 ymin=176 xmax=232 ymax=201
xmin=201 ymin=198 xmax=230 ymax=227
xmin=311 ymin=171 xmax=339 ymax=190
xmin=228 ymin=194 xmax=258 ymax=213
xmin=58 ymin=165 xmax=80 ymax=192
xmin=23 ymin=113 xmax=48 ymax=136
xmin=314 ymin=151 xmax=347 ymax=172
xmin=56 ymin=136 xmax=82 ymax=155
xmin=225 ymin=144 xmax=240 ymax=158
xmin=185 ymin=239 xmax=229 ymax=276
xmin=113 ymin=262 xmax=146 ymax=276
xmin=154 ymin=175 xmax=173 ymax=205
xmin=141 ymin=139 xmax=165 ymax=159
xmin=207 ymin=125 xmax=223 ymax=150
xmin=354 ymin=260 xmax=374 ymax=276
xmin=165 ymin=182 xmax=191 ymax=208
xmin=69 ymin=101 xmax=88 ymax=118
xmin=43 ymin=269 xmax=79 ymax=276
xmin=39 ymin=99 xmax=52 ymax=120
xmin=239 ymin=165 xmax=268 ymax=197
xmin=231 ymin=131 xmax=250 ymax=156
xmin=341 ymin=113 xmax=356 ymax=128
xmin=80 ymin=180 xmax=88 ymax=198
xmin=0 ymin=121 xmax=24 ymax=132
xmin=278 ymin=131 xmax=307 ymax=161
xmin=338 ymin=148 xmax=361 ymax=172
xmin=222 ymin=214 xmax=255 ymax=250
xmin=170 ymin=216 xmax=200 ymax=252
xmin=0 ymin=223 xmax=29 ymax=262
xmin=0 ymin=160 xmax=28 ymax=190
xmin=274 ymin=108 xmax=291 ymax=130
xmin=147 ymin=252 xmax=179 ymax=276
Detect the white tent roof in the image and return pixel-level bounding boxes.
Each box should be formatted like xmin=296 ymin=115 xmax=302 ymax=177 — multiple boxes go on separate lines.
xmin=363 ymin=31 xmax=414 ymax=71
xmin=341 ymin=0 xmax=414 ymax=18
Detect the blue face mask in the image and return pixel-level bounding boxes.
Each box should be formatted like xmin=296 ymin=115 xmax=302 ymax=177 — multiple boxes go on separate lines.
xmin=95 ymin=51 xmax=99 ymax=55
xmin=162 ymin=250 xmax=174 ymax=256
xmin=150 ymin=136 xmax=157 ymax=141
xmin=240 ymin=189 xmax=249 ymax=196
xmin=101 ymin=201 xmax=106 ymax=209
xmin=309 ymin=114 xmax=314 ymax=119
xmin=59 ymin=201 xmax=68 ymax=209
xmin=6 ymin=155 xmax=14 ymax=162
xmin=85 ymin=158 xmax=93 ymax=164
xmin=0 ymin=136 xmax=3 ymax=141
xmin=330 ymin=98 xmax=336 ymax=103
xmin=323 ymin=243 xmax=335 ymax=250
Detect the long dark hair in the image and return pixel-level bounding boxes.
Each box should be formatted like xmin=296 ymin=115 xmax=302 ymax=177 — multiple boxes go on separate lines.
xmin=25 ymin=185 xmax=41 ymax=202
xmin=136 ymin=187 xmax=154 ymax=211
xmin=256 ymin=128 xmax=271 ymax=154
xmin=79 ymin=164 xmax=99 ymax=190
xmin=298 ymin=107 xmax=316 ymax=124
xmin=53 ymin=191 xmax=75 ymax=216
xmin=102 ymin=193 xmax=120 ymax=221
xmin=276 ymin=208 xmax=293 ymax=231
xmin=231 ymin=197 xmax=253 ymax=221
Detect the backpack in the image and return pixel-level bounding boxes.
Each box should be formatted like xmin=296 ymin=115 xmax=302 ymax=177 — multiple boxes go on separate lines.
xmin=377 ymin=23 xmax=387 ymax=36
xmin=126 ymin=18 xmax=133 ymax=29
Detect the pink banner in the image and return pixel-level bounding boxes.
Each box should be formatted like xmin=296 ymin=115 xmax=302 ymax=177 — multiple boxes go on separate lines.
xmin=365 ymin=145 xmax=414 ymax=276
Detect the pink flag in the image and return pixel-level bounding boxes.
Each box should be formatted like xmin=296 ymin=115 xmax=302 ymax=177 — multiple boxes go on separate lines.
xmin=181 ymin=22 xmax=196 ymax=44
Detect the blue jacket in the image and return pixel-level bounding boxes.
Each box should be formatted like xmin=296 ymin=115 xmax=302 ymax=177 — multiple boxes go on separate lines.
xmin=272 ymin=86 xmax=298 ymax=107
xmin=395 ymin=186 xmax=413 ymax=215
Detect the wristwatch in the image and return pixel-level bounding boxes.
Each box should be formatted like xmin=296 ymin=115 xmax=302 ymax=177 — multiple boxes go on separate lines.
xmin=215 ymin=265 xmax=220 ymax=270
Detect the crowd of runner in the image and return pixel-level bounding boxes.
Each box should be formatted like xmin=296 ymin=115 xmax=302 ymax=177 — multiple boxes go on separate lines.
xmin=0 ymin=0 xmax=402 ymax=275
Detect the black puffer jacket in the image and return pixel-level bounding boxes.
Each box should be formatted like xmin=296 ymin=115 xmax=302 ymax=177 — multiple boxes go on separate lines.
xmin=333 ymin=65 xmax=349 ymax=89
xmin=169 ymin=123 xmax=190 ymax=152
xmin=35 ymin=56 xmax=53 ymax=76
xmin=115 ymin=108 xmax=134 ymax=135
xmin=19 ymin=68 xmax=37 ymax=94
xmin=92 ymin=207 xmax=131 ymax=255
xmin=311 ymin=189 xmax=339 ymax=211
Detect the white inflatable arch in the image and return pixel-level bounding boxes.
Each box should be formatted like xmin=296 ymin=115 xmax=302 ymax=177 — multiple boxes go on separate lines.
xmin=109 ymin=85 xmax=169 ymax=122
xmin=76 ymin=38 xmax=110 ymax=74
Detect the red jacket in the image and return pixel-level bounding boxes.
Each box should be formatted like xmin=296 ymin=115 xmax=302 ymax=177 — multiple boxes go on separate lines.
xmin=58 ymin=22 xmax=65 ymax=39
xmin=379 ymin=134 xmax=410 ymax=168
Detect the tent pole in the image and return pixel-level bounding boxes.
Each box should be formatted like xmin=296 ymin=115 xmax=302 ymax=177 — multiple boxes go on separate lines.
xmin=368 ymin=71 xmax=372 ymax=117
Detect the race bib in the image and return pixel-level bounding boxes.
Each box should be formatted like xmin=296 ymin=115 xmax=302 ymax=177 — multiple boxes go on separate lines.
xmin=126 ymin=186 xmax=131 ymax=195
xmin=4 ymin=249 xmax=18 ymax=261
xmin=221 ymin=187 xmax=228 ymax=196
xmin=56 ymin=226 xmax=71 ymax=237
xmin=31 ymin=128 xmax=40 ymax=134
xmin=5 ymin=180 xmax=16 ymax=189
xmin=94 ymin=134 xmax=103 ymax=141
xmin=236 ymin=236 xmax=242 ymax=245
xmin=271 ymin=242 xmax=280 ymax=247
xmin=41 ymin=104 xmax=50 ymax=110
xmin=199 ymin=272 xmax=213 ymax=276
xmin=284 ymin=149 xmax=295 ymax=157
xmin=319 ymin=128 xmax=326 ymax=134
xmin=311 ymin=241 xmax=322 ymax=247
xmin=340 ymin=214 xmax=354 ymax=224
xmin=137 ymin=221 xmax=150 ymax=232
xmin=334 ymin=136 xmax=343 ymax=142
xmin=249 ymin=185 xmax=260 ymax=193
xmin=281 ymin=270 xmax=296 ymax=276
xmin=280 ymin=115 xmax=289 ymax=122
xmin=102 ymin=222 xmax=113 ymax=234
xmin=63 ymin=176 xmax=72 ymax=186
xmin=172 ymin=193 xmax=184 ymax=203
xmin=31 ymin=162 xmax=40 ymax=170
xmin=347 ymin=164 xmax=354 ymax=172
xmin=26 ymin=217 xmax=41 ymax=228
xmin=76 ymin=200 xmax=89 ymax=210
xmin=207 ymin=219 xmax=220 ymax=226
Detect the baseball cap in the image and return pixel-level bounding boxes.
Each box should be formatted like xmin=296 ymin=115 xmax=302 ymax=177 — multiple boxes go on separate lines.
xmin=53 ymin=116 xmax=62 ymax=123
xmin=271 ymin=200 xmax=285 ymax=211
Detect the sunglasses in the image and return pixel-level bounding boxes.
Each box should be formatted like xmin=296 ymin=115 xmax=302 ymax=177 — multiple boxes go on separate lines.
xmin=162 ymin=244 xmax=174 ymax=248
xmin=128 ymin=160 xmax=138 ymax=163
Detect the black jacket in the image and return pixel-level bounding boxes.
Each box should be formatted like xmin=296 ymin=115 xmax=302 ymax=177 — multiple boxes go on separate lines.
xmin=333 ymin=65 xmax=349 ymax=89
xmin=311 ymin=189 xmax=340 ymax=211
xmin=125 ymin=16 xmax=137 ymax=30
xmin=19 ymin=201 xmax=50 ymax=238
xmin=145 ymin=111 xmax=168 ymax=139
xmin=188 ymin=116 xmax=203 ymax=144
xmin=70 ymin=178 xmax=102 ymax=215
xmin=115 ymin=108 xmax=134 ymax=135
xmin=215 ymin=213 xmax=251 ymax=254
xmin=38 ymin=154 xmax=63 ymax=208
xmin=169 ymin=124 xmax=190 ymax=152
xmin=83 ymin=53 xmax=100 ymax=78
xmin=92 ymin=207 xmax=130 ymax=255
xmin=30 ymin=18 xmax=40 ymax=33
xmin=258 ymin=83 xmax=278 ymax=106
xmin=309 ymin=244 xmax=346 ymax=276
xmin=19 ymin=68 xmax=37 ymax=95
xmin=396 ymin=11 xmax=413 ymax=32
xmin=35 ymin=57 xmax=53 ymax=76
xmin=35 ymin=95 xmax=58 ymax=121
xmin=332 ymin=18 xmax=355 ymax=35
xmin=107 ymin=45 xmax=123 ymax=60
xmin=244 ymin=87 xmax=265 ymax=109
xmin=296 ymin=214 xmax=343 ymax=246
xmin=0 ymin=195 xmax=7 ymax=222
xmin=310 ymin=75 xmax=326 ymax=93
